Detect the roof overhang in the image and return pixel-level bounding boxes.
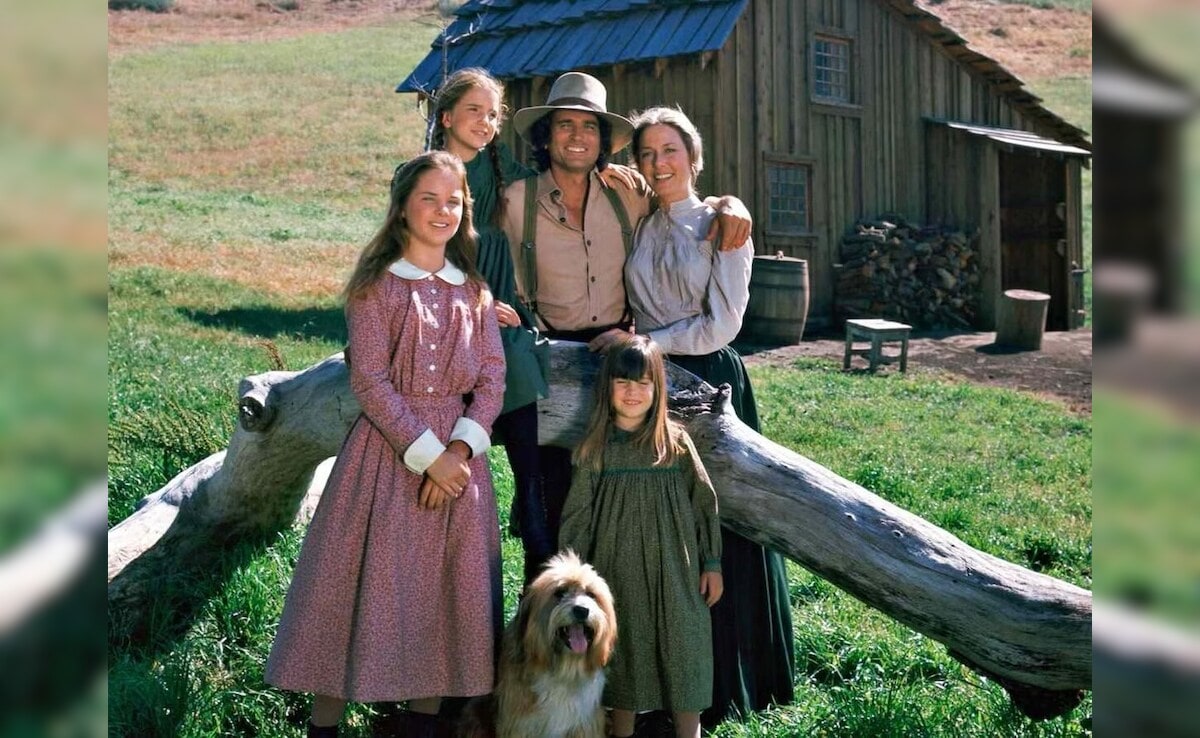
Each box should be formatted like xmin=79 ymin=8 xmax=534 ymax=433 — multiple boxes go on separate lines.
xmin=928 ymin=119 xmax=1092 ymax=157
xmin=397 ymin=0 xmax=748 ymax=95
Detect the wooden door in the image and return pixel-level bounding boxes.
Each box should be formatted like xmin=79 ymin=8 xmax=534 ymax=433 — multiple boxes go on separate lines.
xmin=998 ymin=151 xmax=1069 ymax=330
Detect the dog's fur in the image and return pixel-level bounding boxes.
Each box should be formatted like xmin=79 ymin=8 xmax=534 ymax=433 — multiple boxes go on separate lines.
xmin=460 ymin=551 xmax=616 ymax=738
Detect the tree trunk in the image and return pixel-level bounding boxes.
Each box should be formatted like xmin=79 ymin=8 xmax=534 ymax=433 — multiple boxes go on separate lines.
xmin=107 ymin=344 xmax=1091 ymax=717
xmin=996 ymin=289 xmax=1051 ymax=350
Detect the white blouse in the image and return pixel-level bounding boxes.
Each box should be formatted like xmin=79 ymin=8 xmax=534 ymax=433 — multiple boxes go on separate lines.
xmin=624 ymin=194 xmax=753 ymax=356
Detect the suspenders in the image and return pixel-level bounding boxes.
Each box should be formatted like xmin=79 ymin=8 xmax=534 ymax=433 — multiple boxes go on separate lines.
xmin=602 ymin=184 xmax=635 ymax=257
xmin=520 ymin=180 xmax=541 ymax=317
xmin=519 ymin=175 xmax=633 ymax=330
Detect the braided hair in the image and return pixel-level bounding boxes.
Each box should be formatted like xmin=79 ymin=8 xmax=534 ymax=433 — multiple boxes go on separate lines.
xmin=429 ymin=67 xmax=508 ymax=227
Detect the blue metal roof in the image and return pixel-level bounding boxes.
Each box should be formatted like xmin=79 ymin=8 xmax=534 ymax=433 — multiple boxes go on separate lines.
xmin=397 ymin=0 xmax=748 ymax=94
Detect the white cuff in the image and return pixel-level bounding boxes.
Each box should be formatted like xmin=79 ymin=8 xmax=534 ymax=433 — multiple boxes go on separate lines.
xmin=449 ymin=417 xmax=491 ymax=458
xmin=403 ymin=429 xmax=446 ymax=474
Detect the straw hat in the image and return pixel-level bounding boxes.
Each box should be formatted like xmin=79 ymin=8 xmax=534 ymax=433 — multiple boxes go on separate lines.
xmin=512 ymin=72 xmax=633 ymax=154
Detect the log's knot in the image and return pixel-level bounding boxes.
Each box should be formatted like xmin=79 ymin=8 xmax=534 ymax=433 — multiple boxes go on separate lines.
xmin=667 ymin=381 xmax=731 ymax=420
xmin=713 ymin=383 xmax=733 ymax=415
xmin=239 ymin=395 xmax=276 ymax=432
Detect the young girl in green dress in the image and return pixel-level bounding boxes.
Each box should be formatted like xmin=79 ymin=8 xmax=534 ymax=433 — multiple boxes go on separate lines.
xmin=559 ymin=334 xmax=724 ymax=738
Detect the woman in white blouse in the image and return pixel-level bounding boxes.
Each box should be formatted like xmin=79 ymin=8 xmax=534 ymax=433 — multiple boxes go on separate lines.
xmin=618 ymin=106 xmax=796 ymax=728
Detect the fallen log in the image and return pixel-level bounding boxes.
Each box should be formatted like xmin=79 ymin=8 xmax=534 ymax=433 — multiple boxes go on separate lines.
xmin=107 ymin=343 xmax=1091 ymax=717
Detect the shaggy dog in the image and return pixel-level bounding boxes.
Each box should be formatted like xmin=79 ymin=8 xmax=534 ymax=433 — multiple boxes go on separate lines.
xmin=461 ymin=551 xmax=616 ymax=738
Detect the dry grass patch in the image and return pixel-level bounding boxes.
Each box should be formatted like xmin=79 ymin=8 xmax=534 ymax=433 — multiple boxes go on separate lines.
xmin=109 ymin=0 xmax=439 ymax=56
xmin=917 ymin=0 xmax=1091 ymax=81
xmin=110 ymin=232 xmax=355 ymax=297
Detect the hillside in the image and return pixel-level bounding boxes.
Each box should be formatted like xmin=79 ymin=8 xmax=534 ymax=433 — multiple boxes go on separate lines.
xmin=109 ymin=0 xmax=1092 ymax=118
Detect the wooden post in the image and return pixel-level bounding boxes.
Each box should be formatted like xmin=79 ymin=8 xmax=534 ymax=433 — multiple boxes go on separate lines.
xmin=995 ymin=289 xmax=1050 ymax=350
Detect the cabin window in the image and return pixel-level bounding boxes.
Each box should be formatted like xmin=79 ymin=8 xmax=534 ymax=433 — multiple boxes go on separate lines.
xmin=813 ymin=35 xmax=852 ymax=103
xmin=766 ymin=160 xmax=812 ymax=234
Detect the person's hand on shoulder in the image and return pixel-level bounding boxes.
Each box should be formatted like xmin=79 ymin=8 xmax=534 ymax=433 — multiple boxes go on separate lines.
xmin=704 ymin=195 xmax=753 ymax=252
xmin=597 ymin=163 xmax=647 ymax=193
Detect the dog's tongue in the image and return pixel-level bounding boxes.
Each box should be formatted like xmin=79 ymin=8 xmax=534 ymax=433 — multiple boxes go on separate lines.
xmin=567 ymin=624 xmax=588 ymax=653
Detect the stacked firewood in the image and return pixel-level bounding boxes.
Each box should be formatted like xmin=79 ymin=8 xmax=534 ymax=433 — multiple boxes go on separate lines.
xmin=835 ymin=215 xmax=981 ymax=329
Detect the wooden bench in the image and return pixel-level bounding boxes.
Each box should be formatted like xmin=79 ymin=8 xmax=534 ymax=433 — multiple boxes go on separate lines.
xmin=843 ymin=318 xmax=913 ymax=373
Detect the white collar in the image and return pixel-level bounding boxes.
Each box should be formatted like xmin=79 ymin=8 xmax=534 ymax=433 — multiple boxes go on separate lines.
xmin=667 ymin=193 xmax=705 ymax=213
xmin=387 ymin=257 xmax=467 ymax=285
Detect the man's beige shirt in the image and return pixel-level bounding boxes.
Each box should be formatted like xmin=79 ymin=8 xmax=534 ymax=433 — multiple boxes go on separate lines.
xmin=501 ymin=169 xmax=651 ymax=332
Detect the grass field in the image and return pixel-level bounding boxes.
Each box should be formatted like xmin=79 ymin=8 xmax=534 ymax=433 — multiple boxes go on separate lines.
xmin=108 ymin=9 xmax=1093 ymax=737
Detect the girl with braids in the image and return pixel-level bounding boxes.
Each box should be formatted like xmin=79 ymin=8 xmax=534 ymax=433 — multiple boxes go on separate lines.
xmin=429 ymin=67 xmax=641 ymax=587
xmin=266 ymin=152 xmax=505 ymax=738
xmin=429 ymin=67 xmax=552 ymax=589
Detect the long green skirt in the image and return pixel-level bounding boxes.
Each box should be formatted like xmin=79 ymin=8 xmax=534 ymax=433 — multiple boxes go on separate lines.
xmin=669 ymin=348 xmax=796 ymax=727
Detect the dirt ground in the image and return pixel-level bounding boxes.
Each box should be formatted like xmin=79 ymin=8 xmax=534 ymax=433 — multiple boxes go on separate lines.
xmin=740 ymin=328 xmax=1093 ymax=414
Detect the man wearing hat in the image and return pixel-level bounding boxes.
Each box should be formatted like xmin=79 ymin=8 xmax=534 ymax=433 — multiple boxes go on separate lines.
xmin=500 ymin=71 xmax=752 ymax=583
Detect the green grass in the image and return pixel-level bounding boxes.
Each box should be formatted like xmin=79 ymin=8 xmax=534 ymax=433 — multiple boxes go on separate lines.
xmin=1027 ymin=77 xmax=1091 ymax=140
xmin=752 ymin=359 xmax=1091 ymax=584
xmin=108 ymin=24 xmax=434 ymax=211
xmin=109 ymin=287 xmax=1092 ymax=735
xmin=0 ymin=250 xmax=106 ymax=555
xmin=108 ymin=178 xmax=382 ymax=250
xmin=1093 ymin=392 xmax=1200 ymax=627
xmin=108 ymin=268 xmax=347 ymax=525
xmin=1188 ymin=118 xmax=1200 ymax=314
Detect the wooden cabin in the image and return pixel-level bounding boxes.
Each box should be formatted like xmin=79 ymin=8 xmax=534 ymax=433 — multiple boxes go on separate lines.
xmin=399 ymin=0 xmax=1092 ymax=332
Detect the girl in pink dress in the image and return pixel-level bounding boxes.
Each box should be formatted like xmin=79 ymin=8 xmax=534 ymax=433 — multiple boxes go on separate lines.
xmin=265 ymin=150 xmax=506 ymax=738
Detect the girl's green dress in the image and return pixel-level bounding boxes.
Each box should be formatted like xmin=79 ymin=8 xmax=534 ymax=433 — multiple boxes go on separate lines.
xmin=463 ymin=141 xmax=547 ymax=414
xmin=559 ymin=428 xmax=723 ymax=712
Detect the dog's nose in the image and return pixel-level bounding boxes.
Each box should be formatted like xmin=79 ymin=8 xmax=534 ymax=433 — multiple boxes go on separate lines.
xmin=572 ymin=604 xmax=589 ymax=621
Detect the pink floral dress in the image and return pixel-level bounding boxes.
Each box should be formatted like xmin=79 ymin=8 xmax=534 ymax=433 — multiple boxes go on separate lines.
xmin=266 ymin=259 xmax=505 ymax=702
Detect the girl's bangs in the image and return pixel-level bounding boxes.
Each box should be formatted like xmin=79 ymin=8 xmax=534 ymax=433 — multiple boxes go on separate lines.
xmin=608 ymin=344 xmax=650 ymax=381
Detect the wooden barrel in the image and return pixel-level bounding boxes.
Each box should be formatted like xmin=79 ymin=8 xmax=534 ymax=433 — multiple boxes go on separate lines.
xmin=740 ymin=253 xmax=809 ymax=345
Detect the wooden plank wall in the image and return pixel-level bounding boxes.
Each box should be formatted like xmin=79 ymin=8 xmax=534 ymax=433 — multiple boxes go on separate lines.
xmin=495 ymin=0 xmax=1082 ymax=327
xmin=977 ymin=143 xmax=1002 ymax=329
